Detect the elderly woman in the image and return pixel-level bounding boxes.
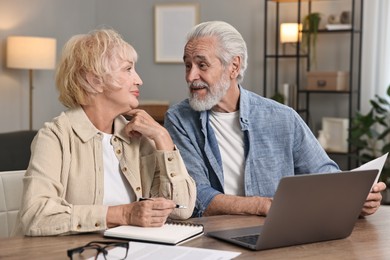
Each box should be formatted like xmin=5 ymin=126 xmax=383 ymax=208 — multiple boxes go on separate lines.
xmin=13 ymin=28 xmax=196 ymax=236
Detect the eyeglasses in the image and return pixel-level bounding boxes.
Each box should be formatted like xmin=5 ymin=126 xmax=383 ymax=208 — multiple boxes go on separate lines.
xmin=67 ymin=240 xmax=129 ymax=260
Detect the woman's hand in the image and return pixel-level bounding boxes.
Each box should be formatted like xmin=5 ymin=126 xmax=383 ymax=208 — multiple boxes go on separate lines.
xmin=125 ymin=109 xmax=174 ymax=151
xmin=107 ymin=197 xmax=176 ymax=227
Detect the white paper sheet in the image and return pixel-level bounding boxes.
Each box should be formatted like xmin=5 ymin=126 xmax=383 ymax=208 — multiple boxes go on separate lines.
xmin=351 ymin=153 xmax=388 ymax=187
xmin=92 ymin=241 xmax=241 ymax=260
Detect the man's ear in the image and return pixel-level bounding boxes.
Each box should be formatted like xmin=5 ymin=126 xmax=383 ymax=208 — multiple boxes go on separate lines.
xmin=230 ymin=56 xmax=241 ymax=79
xmin=86 ymin=72 xmax=104 ymax=93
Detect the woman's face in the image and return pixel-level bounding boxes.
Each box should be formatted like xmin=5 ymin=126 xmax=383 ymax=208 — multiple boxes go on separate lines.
xmin=103 ymin=57 xmax=143 ymax=113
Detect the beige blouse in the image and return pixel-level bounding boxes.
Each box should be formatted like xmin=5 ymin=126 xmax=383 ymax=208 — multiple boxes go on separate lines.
xmin=14 ymin=106 xmax=196 ymax=236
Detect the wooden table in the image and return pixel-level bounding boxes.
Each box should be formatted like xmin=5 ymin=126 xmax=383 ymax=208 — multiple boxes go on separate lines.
xmin=1 ymin=206 xmax=390 ymax=259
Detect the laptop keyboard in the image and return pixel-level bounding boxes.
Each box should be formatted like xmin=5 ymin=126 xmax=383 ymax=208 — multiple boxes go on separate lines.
xmin=231 ymin=234 xmax=259 ymax=245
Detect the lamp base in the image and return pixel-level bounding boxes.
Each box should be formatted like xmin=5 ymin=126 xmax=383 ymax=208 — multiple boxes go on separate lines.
xmin=28 ymin=69 xmax=33 ymax=130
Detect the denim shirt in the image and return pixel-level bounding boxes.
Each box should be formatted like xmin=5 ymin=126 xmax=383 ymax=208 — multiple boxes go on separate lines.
xmin=165 ymin=86 xmax=339 ymax=217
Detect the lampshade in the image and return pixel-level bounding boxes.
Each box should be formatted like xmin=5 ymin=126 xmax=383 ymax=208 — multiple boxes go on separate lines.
xmin=6 ymin=36 xmax=56 ymax=131
xmin=280 ymin=23 xmax=302 ymax=43
xmin=6 ymin=36 xmax=56 ymax=69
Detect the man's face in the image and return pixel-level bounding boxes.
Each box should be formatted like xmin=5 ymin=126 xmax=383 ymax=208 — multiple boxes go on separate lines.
xmin=183 ymin=37 xmax=231 ymax=111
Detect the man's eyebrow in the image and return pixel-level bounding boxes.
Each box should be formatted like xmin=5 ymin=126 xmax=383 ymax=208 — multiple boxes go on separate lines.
xmin=195 ymin=55 xmax=207 ymax=61
xmin=183 ymin=55 xmax=208 ymax=61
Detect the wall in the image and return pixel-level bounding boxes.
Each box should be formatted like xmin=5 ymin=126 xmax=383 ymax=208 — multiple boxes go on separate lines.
xmin=0 ymin=0 xmax=371 ymax=136
xmin=0 ymin=0 xmax=96 ymax=132
xmin=0 ymin=0 xmax=263 ymax=133
xmin=95 ymin=0 xmax=263 ymax=107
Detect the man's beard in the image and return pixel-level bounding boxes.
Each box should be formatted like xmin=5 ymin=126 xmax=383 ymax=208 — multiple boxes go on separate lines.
xmin=188 ymin=73 xmax=230 ymax=111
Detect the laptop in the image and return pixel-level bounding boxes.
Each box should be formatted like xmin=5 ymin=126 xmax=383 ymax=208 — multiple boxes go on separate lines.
xmin=207 ymin=169 xmax=378 ymax=251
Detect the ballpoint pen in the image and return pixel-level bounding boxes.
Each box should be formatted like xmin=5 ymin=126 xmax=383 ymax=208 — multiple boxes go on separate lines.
xmin=139 ymin=197 xmax=187 ymax=209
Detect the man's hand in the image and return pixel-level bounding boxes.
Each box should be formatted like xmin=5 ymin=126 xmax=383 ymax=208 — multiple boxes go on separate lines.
xmin=360 ymin=181 xmax=387 ymax=217
xmin=203 ymin=194 xmax=273 ymax=216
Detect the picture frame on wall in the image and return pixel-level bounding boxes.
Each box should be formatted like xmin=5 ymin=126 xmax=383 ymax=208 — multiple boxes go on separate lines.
xmin=154 ymin=3 xmax=199 ymax=63
xmin=322 ymin=117 xmax=349 ymax=153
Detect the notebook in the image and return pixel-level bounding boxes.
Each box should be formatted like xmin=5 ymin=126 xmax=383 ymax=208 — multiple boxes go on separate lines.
xmin=104 ymin=221 xmax=204 ymax=245
xmin=207 ymin=169 xmax=378 ymax=251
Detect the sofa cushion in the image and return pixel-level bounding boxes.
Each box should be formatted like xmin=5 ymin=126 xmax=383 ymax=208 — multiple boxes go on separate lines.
xmin=0 ymin=130 xmax=37 ymax=171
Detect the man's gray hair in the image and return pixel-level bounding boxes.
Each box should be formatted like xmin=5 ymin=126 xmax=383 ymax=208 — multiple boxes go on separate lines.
xmin=186 ymin=21 xmax=248 ymax=84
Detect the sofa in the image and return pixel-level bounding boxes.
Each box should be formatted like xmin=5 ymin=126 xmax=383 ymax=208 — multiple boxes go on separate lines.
xmin=0 ymin=131 xmax=36 ymax=237
xmin=0 ymin=130 xmax=37 ymax=171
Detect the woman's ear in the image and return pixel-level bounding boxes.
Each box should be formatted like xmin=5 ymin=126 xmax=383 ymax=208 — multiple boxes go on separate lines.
xmin=86 ymin=72 xmax=104 ymax=93
xmin=230 ymin=56 xmax=241 ymax=79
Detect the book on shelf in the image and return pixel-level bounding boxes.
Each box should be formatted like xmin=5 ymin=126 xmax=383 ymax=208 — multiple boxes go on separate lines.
xmin=104 ymin=221 xmax=204 ymax=245
xmin=325 ymin=24 xmax=352 ymax=30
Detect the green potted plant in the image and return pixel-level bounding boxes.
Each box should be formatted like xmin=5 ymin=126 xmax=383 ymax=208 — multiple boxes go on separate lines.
xmin=349 ymin=85 xmax=390 ymax=203
xmin=270 ymin=92 xmax=285 ymax=104
xmin=302 ymin=12 xmax=321 ymax=69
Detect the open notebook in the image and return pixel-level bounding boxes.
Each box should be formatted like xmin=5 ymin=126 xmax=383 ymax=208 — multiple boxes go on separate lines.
xmin=104 ymin=221 xmax=204 ymax=245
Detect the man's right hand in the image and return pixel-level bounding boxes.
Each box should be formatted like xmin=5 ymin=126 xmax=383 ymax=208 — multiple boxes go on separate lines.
xmin=203 ymin=194 xmax=273 ymax=216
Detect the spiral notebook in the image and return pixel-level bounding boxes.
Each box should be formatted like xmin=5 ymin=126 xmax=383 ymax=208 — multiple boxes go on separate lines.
xmin=104 ymin=221 xmax=204 ymax=245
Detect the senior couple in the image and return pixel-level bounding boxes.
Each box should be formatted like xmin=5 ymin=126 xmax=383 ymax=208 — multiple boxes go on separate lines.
xmin=14 ymin=21 xmax=385 ymax=236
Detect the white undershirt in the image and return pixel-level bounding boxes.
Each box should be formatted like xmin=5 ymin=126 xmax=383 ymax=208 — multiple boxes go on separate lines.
xmin=102 ymin=133 xmax=135 ymax=205
xmin=209 ymin=110 xmax=245 ymax=196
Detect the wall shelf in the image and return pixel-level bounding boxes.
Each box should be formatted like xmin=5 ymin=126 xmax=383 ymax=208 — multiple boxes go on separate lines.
xmin=263 ymin=0 xmax=363 ymax=169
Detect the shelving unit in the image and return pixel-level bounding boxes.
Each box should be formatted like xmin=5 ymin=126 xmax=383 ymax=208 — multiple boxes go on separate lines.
xmin=263 ymin=0 xmax=363 ymax=169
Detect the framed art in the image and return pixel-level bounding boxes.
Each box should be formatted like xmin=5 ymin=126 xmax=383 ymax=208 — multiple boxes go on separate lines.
xmin=322 ymin=117 xmax=349 ymax=153
xmin=154 ymin=3 xmax=199 ymax=63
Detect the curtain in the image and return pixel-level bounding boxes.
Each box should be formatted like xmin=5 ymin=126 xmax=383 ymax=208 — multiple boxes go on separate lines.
xmin=361 ymin=0 xmax=390 ymax=113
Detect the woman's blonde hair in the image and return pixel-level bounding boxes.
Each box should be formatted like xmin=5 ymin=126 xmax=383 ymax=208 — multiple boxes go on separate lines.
xmin=56 ymin=28 xmax=137 ymax=108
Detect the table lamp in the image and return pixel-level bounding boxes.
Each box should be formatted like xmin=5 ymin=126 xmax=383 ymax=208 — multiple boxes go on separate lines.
xmin=280 ymin=23 xmax=302 ymax=54
xmin=6 ymin=36 xmax=56 ymax=130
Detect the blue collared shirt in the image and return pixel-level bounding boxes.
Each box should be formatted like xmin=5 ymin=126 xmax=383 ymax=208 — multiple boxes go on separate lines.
xmin=165 ymin=86 xmax=339 ymax=217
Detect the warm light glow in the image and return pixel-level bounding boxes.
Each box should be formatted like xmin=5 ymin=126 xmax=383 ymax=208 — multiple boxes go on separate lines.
xmin=6 ymin=36 xmax=56 ymax=130
xmin=6 ymin=36 xmax=56 ymax=69
xmin=280 ymin=23 xmax=302 ymax=43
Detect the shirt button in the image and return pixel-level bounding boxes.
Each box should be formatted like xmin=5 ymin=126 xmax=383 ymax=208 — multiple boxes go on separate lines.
xmin=95 ymin=222 xmax=100 ymax=227
xmin=136 ymin=187 xmax=141 ymax=191
xmin=168 ymin=157 xmax=173 ymax=161
xmin=170 ymin=173 xmax=176 ymax=177
xmin=113 ymin=137 xmax=118 ymax=142
xmin=77 ymin=224 xmax=81 ymax=229
xmin=116 ymin=149 xmax=122 ymax=155
xmin=122 ymin=167 xmax=128 ymax=172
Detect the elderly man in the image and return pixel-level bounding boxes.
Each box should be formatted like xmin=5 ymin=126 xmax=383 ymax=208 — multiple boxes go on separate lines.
xmin=165 ymin=21 xmax=386 ymax=218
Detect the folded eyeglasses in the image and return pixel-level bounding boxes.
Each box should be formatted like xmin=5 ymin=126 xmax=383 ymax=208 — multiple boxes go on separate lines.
xmin=67 ymin=240 xmax=129 ymax=260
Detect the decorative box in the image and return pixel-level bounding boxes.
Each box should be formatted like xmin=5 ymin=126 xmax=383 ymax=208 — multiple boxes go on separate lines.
xmin=321 ymin=117 xmax=349 ymax=153
xmin=306 ymin=71 xmax=349 ymax=91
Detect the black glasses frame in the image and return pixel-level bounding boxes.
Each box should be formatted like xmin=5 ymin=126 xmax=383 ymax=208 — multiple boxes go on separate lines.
xmin=67 ymin=240 xmax=129 ymax=260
